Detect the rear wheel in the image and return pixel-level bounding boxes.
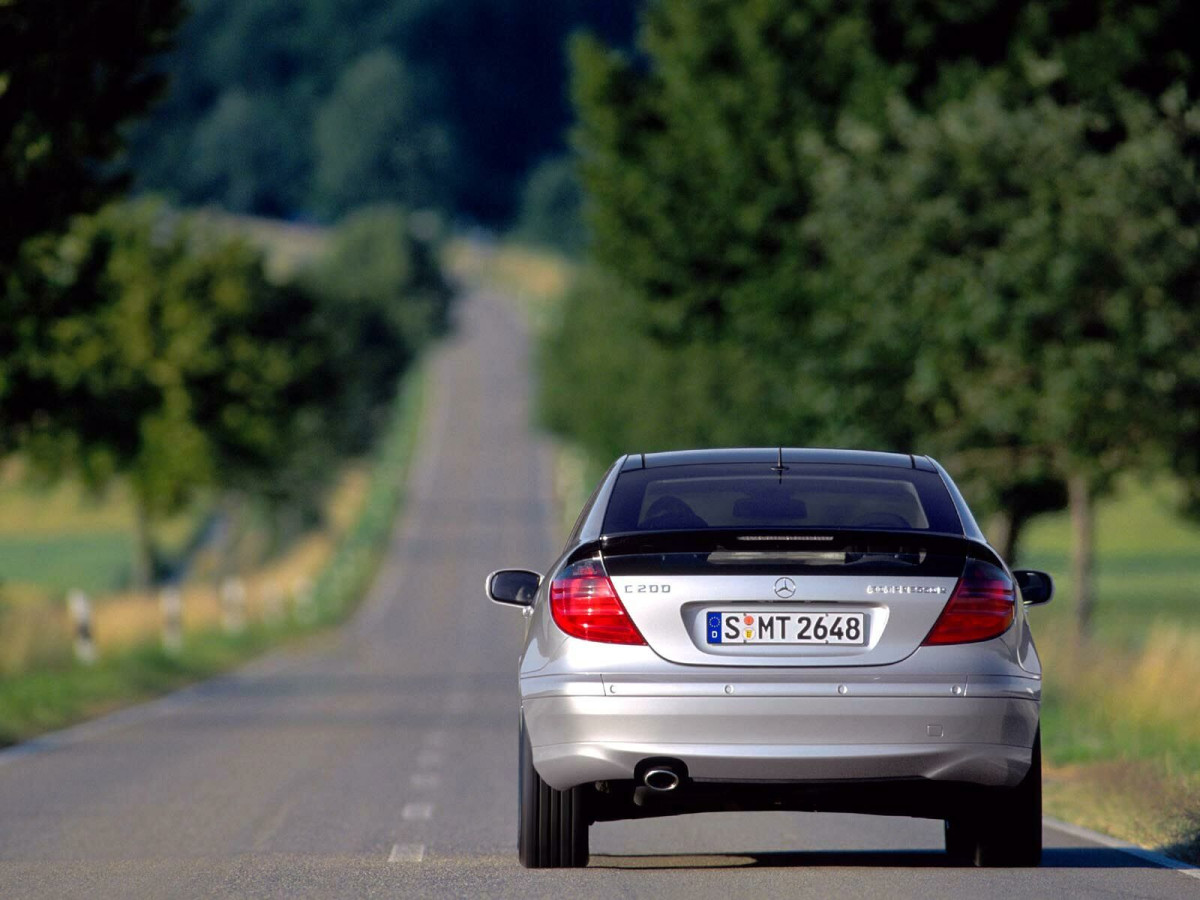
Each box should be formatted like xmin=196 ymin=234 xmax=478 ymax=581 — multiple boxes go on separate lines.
xmin=518 ymin=714 xmax=588 ymax=868
xmin=943 ymin=816 xmax=978 ymax=863
xmin=945 ymin=729 xmax=1042 ymax=867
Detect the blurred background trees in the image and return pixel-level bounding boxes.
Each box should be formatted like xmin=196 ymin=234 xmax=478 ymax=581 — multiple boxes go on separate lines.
xmin=4 ymin=0 xmax=1199 ymax=632
xmin=7 ymin=202 xmax=320 ymax=584
xmin=1 ymin=0 xmax=185 ymax=461
xmin=2 ymin=0 xmax=462 ymax=592
xmin=301 ymin=204 xmax=452 ymax=454
xmin=513 ymin=156 xmax=588 ymax=256
xmin=0 ymin=0 xmax=185 ymax=268
xmin=126 ymin=0 xmax=638 ymax=225
xmin=546 ymin=0 xmax=1200 ymax=633
xmin=4 ymin=200 xmax=450 ymax=588
xmin=311 ymin=50 xmax=454 ymax=218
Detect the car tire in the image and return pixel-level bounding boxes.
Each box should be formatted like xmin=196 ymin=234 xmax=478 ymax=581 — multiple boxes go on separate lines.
xmin=943 ymin=816 xmax=978 ymax=864
xmin=945 ymin=729 xmax=1042 ymax=867
xmin=518 ymin=714 xmax=589 ymax=868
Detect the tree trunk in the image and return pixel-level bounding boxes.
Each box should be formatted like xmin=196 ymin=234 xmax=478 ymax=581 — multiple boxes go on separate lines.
xmin=131 ymin=497 xmax=156 ymax=592
xmin=988 ymin=510 xmax=1015 ymax=565
xmin=1067 ymin=473 xmax=1096 ymax=638
xmin=986 ymin=508 xmax=1029 ymax=566
xmin=987 ymin=510 xmax=1011 ymax=561
xmin=217 ymin=492 xmax=243 ymax=583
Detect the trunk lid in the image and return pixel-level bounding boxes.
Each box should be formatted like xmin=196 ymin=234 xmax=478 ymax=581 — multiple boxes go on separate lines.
xmin=594 ymin=530 xmax=988 ymax=667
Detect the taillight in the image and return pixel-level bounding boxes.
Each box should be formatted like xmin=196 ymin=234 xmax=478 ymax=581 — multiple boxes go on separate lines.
xmin=550 ymin=559 xmax=646 ymax=645
xmin=922 ymin=559 xmax=1015 ymax=645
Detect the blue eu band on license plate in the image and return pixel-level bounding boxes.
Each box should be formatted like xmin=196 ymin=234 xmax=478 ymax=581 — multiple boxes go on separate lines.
xmin=707 ymin=612 xmax=723 ymax=644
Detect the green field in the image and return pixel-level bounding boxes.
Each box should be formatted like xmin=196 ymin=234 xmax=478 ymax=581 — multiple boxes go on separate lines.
xmin=0 ymin=535 xmax=135 ymax=596
xmin=1019 ymin=477 xmax=1200 ymax=644
xmin=0 ymin=468 xmax=200 ymax=597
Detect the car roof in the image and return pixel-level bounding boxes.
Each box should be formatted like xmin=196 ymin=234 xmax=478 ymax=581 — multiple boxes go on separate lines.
xmin=621 ymin=448 xmax=936 ymax=472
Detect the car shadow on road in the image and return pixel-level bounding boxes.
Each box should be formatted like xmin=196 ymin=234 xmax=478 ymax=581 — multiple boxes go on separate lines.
xmin=589 ymin=846 xmax=1164 ymax=870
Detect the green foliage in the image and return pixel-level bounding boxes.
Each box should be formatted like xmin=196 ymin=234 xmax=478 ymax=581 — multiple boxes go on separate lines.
xmin=313 ymin=50 xmax=455 ymax=218
xmin=0 ymin=0 xmax=184 ymax=265
xmin=0 ymin=0 xmax=185 ymax=458
xmin=303 ymin=204 xmax=452 ymax=451
xmin=513 ymin=156 xmax=588 ymax=256
xmin=127 ymin=0 xmax=639 ymax=223
xmin=1 ymin=193 xmax=449 ymax=588
xmin=804 ymin=86 xmax=1200 ymax=518
xmin=862 ymin=74 xmax=1195 ymax=545
xmin=540 ymin=267 xmax=802 ymax=458
xmin=4 ymin=201 xmax=333 ymax=518
xmin=188 ymin=89 xmax=308 ymax=216
xmin=550 ymin=0 xmax=1200 ymax=548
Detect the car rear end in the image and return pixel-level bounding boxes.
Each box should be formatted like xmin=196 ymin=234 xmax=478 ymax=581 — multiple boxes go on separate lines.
xmin=519 ymin=451 xmax=1043 ymax=811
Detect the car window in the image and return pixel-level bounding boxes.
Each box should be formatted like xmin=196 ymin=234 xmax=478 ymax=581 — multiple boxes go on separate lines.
xmin=602 ymin=464 xmax=962 ymax=534
xmin=565 ymin=459 xmax=620 ymax=546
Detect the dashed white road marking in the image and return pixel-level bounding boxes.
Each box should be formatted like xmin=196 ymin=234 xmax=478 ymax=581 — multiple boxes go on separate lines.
xmin=388 ymin=842 xmax=426 ymax=863
xmin=402 ymin=802 xmax=435 ymax=821
xmin=411 ymin=772 xmax=441 ymax=789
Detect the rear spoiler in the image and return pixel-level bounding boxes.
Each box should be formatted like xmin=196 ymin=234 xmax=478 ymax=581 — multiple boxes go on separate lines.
xmin=566 ymin=529 xmax=1002 ymax=569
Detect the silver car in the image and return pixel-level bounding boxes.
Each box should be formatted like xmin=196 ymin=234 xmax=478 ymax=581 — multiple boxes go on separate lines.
xmin=487 ymin=449 xmax=1053 ymax=868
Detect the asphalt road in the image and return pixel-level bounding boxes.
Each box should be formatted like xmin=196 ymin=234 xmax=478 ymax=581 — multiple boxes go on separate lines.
xmin=0 ymin=291 xmax=1196 ymax=899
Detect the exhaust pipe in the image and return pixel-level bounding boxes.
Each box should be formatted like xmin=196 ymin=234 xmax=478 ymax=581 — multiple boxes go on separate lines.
xmin=643 ymin=767 xmax=681 ymax=792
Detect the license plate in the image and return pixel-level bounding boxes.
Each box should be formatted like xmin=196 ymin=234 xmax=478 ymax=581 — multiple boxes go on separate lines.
xmin=706 ymin=609 xmax=867 ymax=645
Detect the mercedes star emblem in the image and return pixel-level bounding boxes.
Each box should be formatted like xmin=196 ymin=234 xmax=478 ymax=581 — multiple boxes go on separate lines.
xmin=773 ymin=577 xmax=796 ymax=599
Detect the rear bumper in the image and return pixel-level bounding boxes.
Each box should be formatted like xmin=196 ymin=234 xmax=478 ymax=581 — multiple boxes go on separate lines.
xmin=524 ymin=690 xmax=1038 ymax=791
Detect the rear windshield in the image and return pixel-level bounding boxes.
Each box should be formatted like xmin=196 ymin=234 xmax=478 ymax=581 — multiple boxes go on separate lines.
xmin=602 ymin=463 xmax=962 ymax=535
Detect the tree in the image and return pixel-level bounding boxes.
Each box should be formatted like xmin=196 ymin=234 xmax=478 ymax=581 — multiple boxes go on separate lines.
xmin=302 ymin=204 xmax=453 ymax=451
xmin=514 ymin=156 xmax=588 ymax=256
xmin=0 ymin=0 xmax=184 ymax=265
xmin=187 ymin=90 xmax=308 ymax=216
xmin=6 ymin=200 xmax=337 ymax=587
xmin=1 ymin=0 xmax=184 ymax=456
xmin=125 ymin=0 xmax=640 ymax=224
xmin=557 ymin=0 xmax=1200 ymax=635
xmin=312 ymin=49 xmax=456 ymax=218
xmin=806 ymin=86 xmax=1200 ymax=629
xmin=571 ymin=0 xmax=1200 ymax=356
xmin=564 ymin=1 xmax=907 ymax=461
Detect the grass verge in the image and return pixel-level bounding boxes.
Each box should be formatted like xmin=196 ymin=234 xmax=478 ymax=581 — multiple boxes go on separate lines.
xmin=1015 ymin=479 xmax=1200 ymax=860
xmin=0 ymin=626 xmax=286 ymax=743
xmin=1035 ymin=622 xmax=1200 ymax=861
xmin=0 ymin=364 xmax=426 ymax=749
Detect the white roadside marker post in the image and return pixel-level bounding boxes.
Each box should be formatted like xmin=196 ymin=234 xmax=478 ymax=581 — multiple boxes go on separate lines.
xmin=220 ymin=577 xmax=246 ymax=634
xmin=160 ymin=586 xmax=183 ymax=652
xmin=67 ymin=589 xmax=96 ymax=665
